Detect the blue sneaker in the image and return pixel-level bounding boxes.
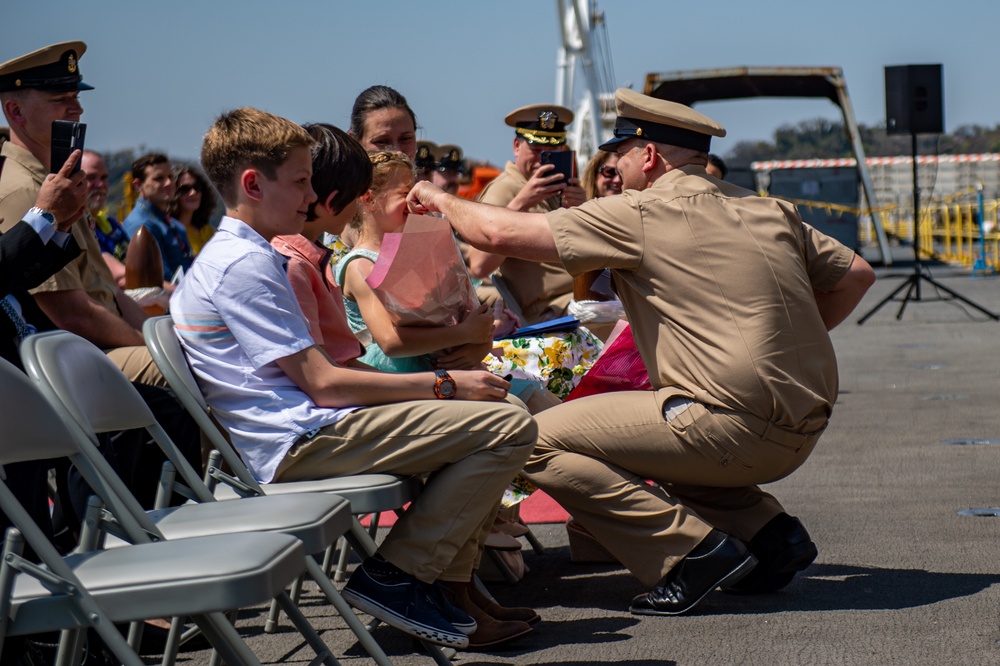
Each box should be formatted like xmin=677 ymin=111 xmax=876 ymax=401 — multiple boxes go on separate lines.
xmin=422 ymin=581 xmax=477 ymax=636
xmin=343 ymin=560 xmax=471 ymax=648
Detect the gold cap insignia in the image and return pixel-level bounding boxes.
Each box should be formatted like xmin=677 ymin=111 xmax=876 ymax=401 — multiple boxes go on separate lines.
xmin=15 ymin=79 xmax=21 ymax=87
xmin=448 ymin=149 xmax=459 ymax=161
xmin=67 ymin=54 xmax=77 ymax=74
xmin=538 ymin=111 xmax=557 ymax=130
xmin=636 ymin=127 xmax=643 ymax=137
xmin=417 ymin=145 xmax=430 ymax=159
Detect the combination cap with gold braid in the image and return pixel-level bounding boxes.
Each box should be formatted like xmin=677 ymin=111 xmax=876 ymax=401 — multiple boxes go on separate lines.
xmin=505 ymin=104 xmax=574 ymax=146
xmin=414 ymin=140 xmax=438 ymax=171
xmin=599 ymin=88 xmax=725 ymax=153
xmin=0 ymin=41 xmax=94 ymax=93
xmin=435 ymin=144 xmax=465 ymax=173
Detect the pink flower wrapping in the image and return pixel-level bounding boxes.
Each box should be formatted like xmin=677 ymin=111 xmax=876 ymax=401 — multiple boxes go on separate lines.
xmin=365 ymin=215 xmax=479 ymax=326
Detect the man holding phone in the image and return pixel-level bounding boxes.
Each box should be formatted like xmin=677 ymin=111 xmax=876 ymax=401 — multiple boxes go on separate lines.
xmin=467 ymin=103 xmax=585 ymax=324
xmin=0 ymin=41 xmax=201 ymax=520
xmin=0 ymin=41 xmax=90 ymax=224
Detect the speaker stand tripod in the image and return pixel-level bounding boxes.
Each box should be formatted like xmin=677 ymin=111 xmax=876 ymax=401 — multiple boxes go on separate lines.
xmin=857 ymin=133 xmax=999 ymax=324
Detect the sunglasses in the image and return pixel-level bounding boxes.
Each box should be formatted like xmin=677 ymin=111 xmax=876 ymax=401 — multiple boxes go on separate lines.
xmin=177 ymin=184 xmax=201 ymax=195
xmin=597 ymin=166 xmax=619 ymax=179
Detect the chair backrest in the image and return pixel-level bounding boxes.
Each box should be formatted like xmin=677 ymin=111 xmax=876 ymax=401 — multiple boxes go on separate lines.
xmin=19 ymin=331 xmax=155 ymax=437
xmin=0 ymin=356 xmax=83 ymax=465
xmin=20 ymin=330 xmax=215 ymax=507
xmin=143 ymin=316 xmax=265 ymax=493
xmin=0 ymin=355 xmax=153 ymax=543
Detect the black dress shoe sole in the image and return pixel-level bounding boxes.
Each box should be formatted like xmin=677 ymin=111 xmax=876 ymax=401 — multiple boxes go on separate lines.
xmin=629 ymin=553 xmax=757 ymax=616
xmin=724 ymin=539 xmax=818 ymax=595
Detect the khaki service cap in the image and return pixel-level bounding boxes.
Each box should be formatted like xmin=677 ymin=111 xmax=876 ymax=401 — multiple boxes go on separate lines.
xmin=505 ymin=103 xmax=574 ymax=146
xmin=0 ymin=41 xmax=94 ymax=93
xmin=599 ymin=88 xmax=725 ymax=152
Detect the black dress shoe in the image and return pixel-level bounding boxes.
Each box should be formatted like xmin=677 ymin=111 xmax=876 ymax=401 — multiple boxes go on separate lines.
xmin=724 ymin=513 xmax=817 ymax=595
xmin=629 ymin=529 xmax=756 ymax=616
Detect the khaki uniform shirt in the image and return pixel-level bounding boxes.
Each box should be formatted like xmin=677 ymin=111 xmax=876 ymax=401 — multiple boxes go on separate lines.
xmin=547 ymin=165 xmax=854 ymax=433
xmin=478 ymin=161 xmax=574 ymax=324
xmin=0 ymin=142 xmax=45 ymax=231
xmin=31 ymin=218 xmax=121 ymax=315
xmin=0 ymin=141 xmax=119 ymax=314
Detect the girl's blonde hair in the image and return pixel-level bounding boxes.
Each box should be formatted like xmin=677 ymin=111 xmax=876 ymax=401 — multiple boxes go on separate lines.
xmin=350 ymin=150 xmax=414 ymax=231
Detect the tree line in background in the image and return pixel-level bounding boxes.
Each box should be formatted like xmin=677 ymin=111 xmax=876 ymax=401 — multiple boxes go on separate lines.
xmin=97 ymin=120 xmax=1000 ymax=209
xmin=725 ymin=119 xmax=1000 ymax=167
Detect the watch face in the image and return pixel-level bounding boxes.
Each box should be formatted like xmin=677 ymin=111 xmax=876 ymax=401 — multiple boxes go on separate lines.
xmin=435 ymin=370 xmax=457 ymax=399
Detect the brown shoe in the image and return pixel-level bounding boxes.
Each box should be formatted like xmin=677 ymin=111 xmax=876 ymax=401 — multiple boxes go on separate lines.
xmin=468 ymin=579 xmax=541 ymax=625
xmin=441 ymin=583 xmax=534 ymax=649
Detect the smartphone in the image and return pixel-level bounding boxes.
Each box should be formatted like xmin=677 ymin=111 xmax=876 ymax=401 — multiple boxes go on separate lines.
xmin=50 ymin=120 xmax=87 ymax=174
xmin=540 ymin=149 xmax=576 ymax=182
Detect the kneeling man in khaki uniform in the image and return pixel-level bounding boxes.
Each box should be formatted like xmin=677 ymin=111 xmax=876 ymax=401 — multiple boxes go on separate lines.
xmin=407 ymin=87 xmax=876 ymax=616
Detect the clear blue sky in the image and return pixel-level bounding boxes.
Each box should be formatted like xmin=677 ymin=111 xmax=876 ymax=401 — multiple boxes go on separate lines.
xmin=7 ymin=0 xmax=1000 ymax=166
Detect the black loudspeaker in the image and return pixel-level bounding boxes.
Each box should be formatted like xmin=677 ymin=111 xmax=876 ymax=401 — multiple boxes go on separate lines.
xmin=885 ymin=64 xmax=944 ymax=135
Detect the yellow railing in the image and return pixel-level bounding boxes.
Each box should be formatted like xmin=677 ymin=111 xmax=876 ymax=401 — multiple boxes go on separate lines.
xmin=768 ymin=192 xmax=1000 ymax=270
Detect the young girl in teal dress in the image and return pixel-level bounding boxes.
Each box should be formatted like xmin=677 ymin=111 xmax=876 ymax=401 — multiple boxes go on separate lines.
xmin=335 ymin=151 xmax=495 ymax=373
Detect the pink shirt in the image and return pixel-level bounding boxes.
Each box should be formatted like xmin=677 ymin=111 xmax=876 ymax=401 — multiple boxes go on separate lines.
xmin=270 ymin=234 xmax=364 ymax=365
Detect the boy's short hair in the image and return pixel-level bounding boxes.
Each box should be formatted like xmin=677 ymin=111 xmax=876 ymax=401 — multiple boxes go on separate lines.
xmin=302 ymin=122 xmax=373 ymax=219
xmin=201 ymin=107 xmax=315 ymax=207
xmin=131 ymin=152 xmax=169 ymax=182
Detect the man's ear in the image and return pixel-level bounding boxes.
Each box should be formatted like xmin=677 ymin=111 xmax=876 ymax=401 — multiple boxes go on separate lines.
xmin=2 ymin=97 xmax=25 ymax=128
xmin=640 ymin=143 xmax=658 ymax=174
xmin=240 ymin=169 xmax=264 ymax=202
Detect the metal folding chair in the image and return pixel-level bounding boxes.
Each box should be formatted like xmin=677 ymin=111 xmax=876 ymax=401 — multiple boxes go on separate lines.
xmin=0 ymin=355 xmax=308 ymax=666
xmin=19 ymin=330 xmax=399 ymax=666
xmin=142 ymin=317 xmax=456 ymax=664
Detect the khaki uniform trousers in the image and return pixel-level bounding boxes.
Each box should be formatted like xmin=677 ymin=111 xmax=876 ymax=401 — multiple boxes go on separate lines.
xmin=105 ymin=345 xmax=167 ymax=388
xmin=524 ymin=389 xmax=822 ymax=588
xmin=273 ymin=399 xmax=536 ymax=584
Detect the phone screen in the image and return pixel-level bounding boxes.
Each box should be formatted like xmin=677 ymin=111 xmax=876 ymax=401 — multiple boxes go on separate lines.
xmin=540 ymin=150 xmax=576 ymax=182
xmin=50 ymin=120 xmax=87 ymax=174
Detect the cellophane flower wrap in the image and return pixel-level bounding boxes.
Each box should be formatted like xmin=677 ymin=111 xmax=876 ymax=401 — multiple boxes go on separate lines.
xmin=364 ymin=215 xmax=479 ymax=326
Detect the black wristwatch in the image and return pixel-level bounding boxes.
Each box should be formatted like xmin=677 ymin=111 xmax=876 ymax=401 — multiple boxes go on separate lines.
xmin=433 ymin=369 xmax=457 ymax=400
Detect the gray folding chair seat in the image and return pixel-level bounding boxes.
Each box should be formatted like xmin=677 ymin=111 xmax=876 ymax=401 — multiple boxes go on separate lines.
xmin=9 ymin=532 xmax=304 ymax=630
xmin=0 ymin=355 xmax=311 ymax=666
xmin=19 ymin=330 xmax=400 ymax=666
xmin=143 ymin=315 xmax=420 ymax=522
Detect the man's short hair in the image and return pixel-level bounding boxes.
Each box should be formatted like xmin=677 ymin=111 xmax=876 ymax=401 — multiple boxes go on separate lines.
xmin=302 ymin=122 xmax=373 ymax=218
xmin=201 ymin=107 xmax=315 ymax=208
xmin=707 ymin=153 xmax=728 ymax=179
xmin=131 ymin=152 xmax=169 ymax=182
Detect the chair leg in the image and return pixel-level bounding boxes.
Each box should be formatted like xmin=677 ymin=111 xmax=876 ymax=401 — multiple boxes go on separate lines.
xmin=274 ymin=590 xmax=340 ymax=666
xmin=54 ymin=628 xmax=84 ymax=666
xmin=159 ymin=616 xmax=185 ymax=666
xmin=485 ymin=547 xmax=521 ymax=585
xmin=191 ymin=612 xmax=262 ymax=666
xmin=333 ymin=536 xmax=352 ymax=582
xmin=321 ymin=541 xmax=337 ymax=578
xmin=207 ymin=609 xmax=238 ymax=666
xmin=519 ymin=518 xmax=545 ymax=554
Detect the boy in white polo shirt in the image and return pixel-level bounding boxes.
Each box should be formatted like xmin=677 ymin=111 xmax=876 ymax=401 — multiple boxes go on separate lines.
xmin=170 ymin=108 xmax=536 ymax=649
